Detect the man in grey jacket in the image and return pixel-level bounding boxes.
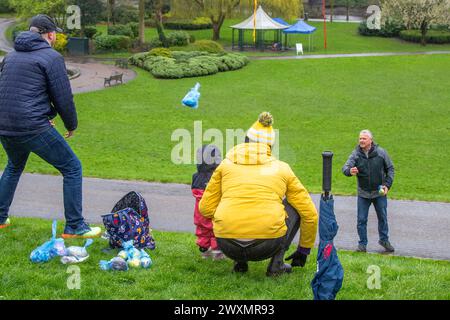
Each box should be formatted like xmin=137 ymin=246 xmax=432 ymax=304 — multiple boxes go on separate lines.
xmin=342 ymin=130 xmax=395 ymax=253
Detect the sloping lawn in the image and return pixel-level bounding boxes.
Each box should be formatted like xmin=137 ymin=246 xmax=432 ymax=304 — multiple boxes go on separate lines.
xmin=1 ymin=54 xmax=448 ymax=202
xmin=0 ymin=217 xmax=448 ymax=300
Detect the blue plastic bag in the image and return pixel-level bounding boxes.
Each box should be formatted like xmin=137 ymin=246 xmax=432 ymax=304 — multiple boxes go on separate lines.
xmin=182 ymin=83 xmax=201 ymax=109
xmin=30 ymin=220 xmax=66 ymax=263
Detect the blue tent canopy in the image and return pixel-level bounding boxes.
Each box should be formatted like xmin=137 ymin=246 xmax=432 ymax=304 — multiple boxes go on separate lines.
xmin=273 ymin=18 xmax=291 ymax=27
xmin=283 ymin=19 xmax=316 ymax=34
xmin=282 ymin=19 xmax=317 ymax=51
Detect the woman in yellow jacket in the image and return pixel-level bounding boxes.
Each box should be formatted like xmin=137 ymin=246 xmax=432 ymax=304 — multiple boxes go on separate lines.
xmin=199 ymin=112 xmax=318 ymax=276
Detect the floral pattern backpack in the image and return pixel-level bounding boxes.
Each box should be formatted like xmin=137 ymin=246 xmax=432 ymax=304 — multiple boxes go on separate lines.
xmin=102 ymin=191 xmax=156 ymax=249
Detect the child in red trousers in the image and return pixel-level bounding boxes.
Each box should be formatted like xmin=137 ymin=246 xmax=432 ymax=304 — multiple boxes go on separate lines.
xmin=191 ymin=145 xmax=224 ymax=260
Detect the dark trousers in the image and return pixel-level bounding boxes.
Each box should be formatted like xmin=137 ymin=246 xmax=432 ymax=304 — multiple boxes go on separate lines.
xmin=0 ymin=127 xmax=83 ymax=226
xmin=357 ymin=196 xmax=389 ymax=246
xmin=217 ymin=199 xmax=300 ymax=270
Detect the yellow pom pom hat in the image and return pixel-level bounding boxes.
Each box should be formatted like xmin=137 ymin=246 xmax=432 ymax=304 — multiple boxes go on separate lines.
xmin=247 ymin=112 xmax=275 ymax=146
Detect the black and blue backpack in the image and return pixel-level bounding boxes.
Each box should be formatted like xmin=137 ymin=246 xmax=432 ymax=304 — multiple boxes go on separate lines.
xmin=102 ymin=191 xmax=156 ymax=250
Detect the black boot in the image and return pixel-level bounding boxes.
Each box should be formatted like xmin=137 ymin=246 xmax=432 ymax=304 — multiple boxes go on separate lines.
xmin=266 ymin=249 xmax=292 ymax=277
xmin=233 ymin=261 xmax=248 ymax=273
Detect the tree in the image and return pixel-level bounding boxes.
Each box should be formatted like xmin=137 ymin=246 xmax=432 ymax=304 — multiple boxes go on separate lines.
xmin=172 ymin=0 xmax=303 ymax=41
xmin=10 ymin=0 xmax=66 ymax=20
xmin=381 ymin=0 xmax=450 ymax=46
xmin=145 ymin=0 xmax=170 ymax=47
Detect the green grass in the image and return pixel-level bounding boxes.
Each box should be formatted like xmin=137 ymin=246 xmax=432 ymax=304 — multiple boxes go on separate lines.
xmin=3 ymin=54 xmax=449 ymax=202
xmin=96 ymin=20 xmax=450 ymax=56
xmin=0 ymin=217 xmax=448 ymax=300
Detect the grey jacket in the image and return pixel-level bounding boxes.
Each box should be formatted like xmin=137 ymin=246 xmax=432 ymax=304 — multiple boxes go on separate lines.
xmin=342 ymin=143 xmax=395 ymax=199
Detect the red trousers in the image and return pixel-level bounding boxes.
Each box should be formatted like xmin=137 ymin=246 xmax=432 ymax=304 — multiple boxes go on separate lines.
xmin=192 ymin=189 xmax=218 ymax=250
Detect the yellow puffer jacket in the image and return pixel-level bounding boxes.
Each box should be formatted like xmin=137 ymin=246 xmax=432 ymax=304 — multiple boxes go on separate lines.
xmin=199 ymin=143 xmax=318 ymax=249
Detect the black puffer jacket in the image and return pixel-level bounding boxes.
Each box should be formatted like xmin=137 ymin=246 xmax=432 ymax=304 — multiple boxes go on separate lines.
xmin=0 ymin=31 xmax=77 ymax=136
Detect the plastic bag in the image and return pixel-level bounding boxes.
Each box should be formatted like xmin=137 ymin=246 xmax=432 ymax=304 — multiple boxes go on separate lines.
xmin=66 ymin=239 xmax=93 ymax=258
xmin=60 ymin=239 xmax=93 ymax=264
xmin=99 ymin=257 xmax=129 ymax=271
xmin=30 ymin=220 xmax=66 ymax=263
xmin=140 ymin=249 xmax=152 ymax=269
xmin=182 ymin=83 xmax=201 ymax=109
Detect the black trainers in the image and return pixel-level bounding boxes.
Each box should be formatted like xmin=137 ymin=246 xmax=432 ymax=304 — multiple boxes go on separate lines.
xmin=379 ymin=240 xmax=395 ymax=252
xmin=357 ymin=244 xmax=367 ymax=252
xmin=233 ymin=262 xmax=248 ymax=273
xmin=266 ymin=263 xmax=292 ymax=277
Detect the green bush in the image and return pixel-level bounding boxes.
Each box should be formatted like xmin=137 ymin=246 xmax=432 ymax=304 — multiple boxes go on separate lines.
xmin=0 ymin=0 xmax=14 ymax=13
xmin=191 ymin=40 xmax=224 ymax=53
xmin=128 ymin=22 xmax=139 ymax=38
xmin=83 ymin=26 xmax=98 ymax=39
xmin=358 ymin=19 xmax=404 ymax=38
xmin=149 ymin=37 xmax=163 ymax=48
xmin=113 ymin=5 xmax=139 ymax=25
xmin=129 ymin=50 xmax=249 ymax=79
xmin=108 ymin=24 xmax=135 ymax=38
xmin=11 ymin=22 xmax=28 ymax=40
xmin=164 ymin=18 xmax=212 ymax=30
xmin=149 ymin=47 xmax=173 ymax=58
xmin=94 ymin=35 xmax=131 ymax=52
xmin=167 ymin=31 xmax=191 ymax=47
xmin=399 ymin=29 xmax=450 ymax=44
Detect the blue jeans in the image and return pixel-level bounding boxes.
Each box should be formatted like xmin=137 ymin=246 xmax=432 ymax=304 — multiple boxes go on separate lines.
xmin=0 ymin=127 xmax=83 ymax=226
xmin=357 ymin=196 xmax=389 ymax=246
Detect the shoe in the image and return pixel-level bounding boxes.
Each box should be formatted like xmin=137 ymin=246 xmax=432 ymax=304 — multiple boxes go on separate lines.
xmin=357 ymin=244 xmax=367 ymax=252
xmin=0 ymin=218 xmax=11 ymax=229
xmin=200 ymin=247 xmax=212 ymax=259
xmin=266 ymin=263 xmax=292 ymax=277
xmin=211 ymin=250 xmax=226 ymax=260
xmin=62 ymin=221 xmax=101 ymax=239
xmin=233 ymin=261 xmax=248 ymax=273
xmin=379 ymin=240 xmax=395 ymax=252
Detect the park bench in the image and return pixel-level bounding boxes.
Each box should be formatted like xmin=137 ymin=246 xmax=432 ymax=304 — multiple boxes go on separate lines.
xmin=104 ymin=72 xmax=123 ymax=87
xmin=115 ymin=59 xmax=129 ymax=69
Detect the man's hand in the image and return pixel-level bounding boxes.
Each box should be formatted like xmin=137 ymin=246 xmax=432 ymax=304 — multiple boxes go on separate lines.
xmin=382 ymin=186 xmax=389 ymax=195
xmin=64 ymin=131 xmax=75 ymax=139
xmin=285 ymin=248 xmax=308 ymax=267
xmin=350 ymin=167 xmax=359 ymax=176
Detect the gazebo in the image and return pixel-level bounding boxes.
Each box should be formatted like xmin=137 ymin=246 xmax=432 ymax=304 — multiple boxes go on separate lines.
xmin=230 ymin=6 xmax=289 ymax=51
xmin=282 ymin=19 xmax=317 ymax=52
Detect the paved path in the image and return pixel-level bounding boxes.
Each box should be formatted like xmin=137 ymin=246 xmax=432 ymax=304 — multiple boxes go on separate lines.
xmin=0 ymin=18 xmax=14 ymax=54
xmin=250 ymin=51 xmax=450 ymax=60
xmin=5 ymin=172 xmax=450 ymax=261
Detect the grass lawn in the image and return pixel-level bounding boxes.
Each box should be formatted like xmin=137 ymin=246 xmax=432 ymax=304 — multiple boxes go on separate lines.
xmin=96 ymin=20 xmax=450 ymax=56
xmin=2 ymin=54 xmax=448 ymax=202
xmin=0 ymin=217 xmax=448 ymax=300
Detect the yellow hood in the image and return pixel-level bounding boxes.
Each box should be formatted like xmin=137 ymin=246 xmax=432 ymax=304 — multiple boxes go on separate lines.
xmin=226 ymin=143 xmax=275 ymax=165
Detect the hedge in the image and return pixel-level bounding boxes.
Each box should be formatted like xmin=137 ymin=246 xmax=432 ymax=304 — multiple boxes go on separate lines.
xmin=399 ymin=29 xmax=450 ymax=44
xmin=164 ymin=18 xmax=212 ymax=30
xmin=129 ymin=51 xmax=249 ymax=79
xmin=94 ymin=35 xmax=131 ymax=51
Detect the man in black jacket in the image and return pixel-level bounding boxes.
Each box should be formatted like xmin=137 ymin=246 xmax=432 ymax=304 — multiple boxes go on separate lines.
xmin=342 ymin=130 xmax=395 ymax=253
xmin=0 ymin=15 xmax=100 ymax=238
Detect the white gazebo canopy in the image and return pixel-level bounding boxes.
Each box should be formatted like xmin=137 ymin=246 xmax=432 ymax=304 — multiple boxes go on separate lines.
xmin=231 ymin=5 xmax=288 ymax=30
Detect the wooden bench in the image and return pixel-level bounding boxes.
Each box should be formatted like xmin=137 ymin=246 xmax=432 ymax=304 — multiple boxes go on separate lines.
xmin=104 ymin=73 xmax=123 ymax=87
xmin=115 ymin=59 xmax=129 ymax=69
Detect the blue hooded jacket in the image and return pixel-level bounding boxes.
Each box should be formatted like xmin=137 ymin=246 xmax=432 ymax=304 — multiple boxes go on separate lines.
xmin=0 ymin=31 xmax=77 ymax=136
xmin=311 ymin=196 xmax=344 ymax=300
